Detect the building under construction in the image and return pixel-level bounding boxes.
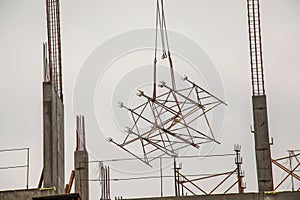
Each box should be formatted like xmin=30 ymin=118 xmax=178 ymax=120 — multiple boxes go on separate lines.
xmin=0 ymin=0 xmax=299 ymax=200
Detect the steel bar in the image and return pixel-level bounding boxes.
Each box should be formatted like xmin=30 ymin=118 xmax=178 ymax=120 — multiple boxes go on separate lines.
xmin=247 ymin=0 xmax=265 ymax=96
xmin=273 ymin=153 xmax=300 ymax=161
xmin=209 ymin=169 xmax=237 ymax=194
xmin=129 ymin=130 xmax=176 ymax=156
xmin=177 ymin=171 xmax=208 ymax=195
xmin=142 ymin=93 xmax=219 ymax=144
xmin=146 ymin=93 xmax=220 ymax=143
xmin=223 ymin=180 xmax=239 ymax=194
xmin=160 ymin=157 xmax=163 ymax=197
xmin=183 ymin=170 xmax=234 ymax=183
xmin=124 ymin=104 xmax=200 ymax=148
xmin=184 ymin=77 xmax=227 ymax=105
xmin=114 ymin=75 xmax=226 ymax=164
xmin=273 ymin=152 xmax=300 ymax=162
xmin=181 ymin=183 xmax=196 ymax=195
xmin=174 ymin=158 xmax=178 ymax=196
xmin=0 ymin=147 xmax=29 ymax=153
xmin=46 ymin=0 xmax=63 ymax=100
xmin=272 ymin=159 xmax=300 ymax=190
xmin=0 ymin=165 xmax=28 ymax=170
xmin=88 ymin=153 xmax=235 ymax=164
xmin=26 ymin=148 xmax=29 ymax=189
xmin=272 ymin=159 xmax=300 ymax=181
xmin=289 ymin=151 xmax=295 ymax=191
xmin=108 ymin=139 xmax=151 ymax=167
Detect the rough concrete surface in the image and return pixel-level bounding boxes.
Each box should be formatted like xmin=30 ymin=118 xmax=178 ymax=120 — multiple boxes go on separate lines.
xmin=132 ymin=191 xmax=300 ymax=200
xmin=252 ymin=95 xmax=273 ymax=191
xmin=0 ymin=188 xmax=55 ymax=200
xmin=75 ymin=150 xmax=89 ymax=200
xmin=43 ymin=82 xmax=65 ymax=194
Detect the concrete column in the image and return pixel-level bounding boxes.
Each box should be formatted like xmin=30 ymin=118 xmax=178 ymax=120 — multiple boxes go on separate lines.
xmin=75 ymin=115 xmax=89 ymax=200
xmin=252 ymin=95 xmax=273 ymax=192
xmin=43 ymin=81 xmax=65 ymax=194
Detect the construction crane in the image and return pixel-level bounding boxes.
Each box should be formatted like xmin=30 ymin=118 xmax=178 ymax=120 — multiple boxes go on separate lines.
xmin=246 ymin=0 xmax=274 ymax=192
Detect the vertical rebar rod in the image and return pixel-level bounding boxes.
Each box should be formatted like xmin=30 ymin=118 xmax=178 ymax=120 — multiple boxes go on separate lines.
xmin=160 ymin=157 xmax=163 ymax=197
xmin=108 ymin=166 xmax=111 ymax=199
xmin=181 ymin=179 xmax=184 ymax=196
xmin=247 ymin=0 xmax=265 ymax=96
xmin=105 ymin=167 xmax=107 ymax=199
xmin=100 ymin=163 xmax=104 ymax=199
xmin=26 ymin=148 xmax=29 ymax=190
xmin=177 ymin=167 xmax=180 ymax=196
xmin=174 ymin=157 xmax=178 ymax=196
xmin=46 ymin=0 xmax=63 ymax=101
xmin=289 ymin=151 xmax=295 ymax=191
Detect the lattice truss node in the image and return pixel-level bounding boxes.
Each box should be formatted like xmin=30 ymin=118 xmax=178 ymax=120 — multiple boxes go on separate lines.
xmin=108 ymin=76 xmax=226 ymax=166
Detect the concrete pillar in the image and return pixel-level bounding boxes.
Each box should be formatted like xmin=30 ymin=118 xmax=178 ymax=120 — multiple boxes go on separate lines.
xmin=43 ymin=81 xmax=65 ymax=194
xmin=75 ymin=115 xmax=89 ymax=200
xmin=252 ymin=95 xmax=273 ymax=192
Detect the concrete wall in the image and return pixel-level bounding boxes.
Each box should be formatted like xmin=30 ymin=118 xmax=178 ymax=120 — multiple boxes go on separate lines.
xmin=43 ymin=82 xmax=65 ymax=194
xmin=0 ymin=188 xmax=55 ymax=200
xmin=252 ymin=95 xmax=273 ymax=191
xmin=134 ymin=192 xmax=300 ymax=200
xmin=32 ymin=193 xmax=81 ymax=200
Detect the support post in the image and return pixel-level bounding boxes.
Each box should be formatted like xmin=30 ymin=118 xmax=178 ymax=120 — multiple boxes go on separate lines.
xmin=252 ymin=95 xmax=273 ymax=191
xmin=43 ymin=81 xmax=65 ymax=194
xmin=174 ymin=157 xmax=178 ymax=196
xmin=74 ymin=115 xmax=89 ymax=200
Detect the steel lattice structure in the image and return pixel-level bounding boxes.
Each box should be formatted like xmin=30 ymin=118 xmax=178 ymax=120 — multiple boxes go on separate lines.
xmin=108 ymin=0 xmax=226 ymax=166
xmin=272 ymin=151 xmax=300 ymax=191
xmin=109 ymin=76 xmax=226 ymax=166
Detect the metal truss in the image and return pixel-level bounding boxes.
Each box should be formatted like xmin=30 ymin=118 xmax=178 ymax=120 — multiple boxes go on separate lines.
xmin=175 ymin=169 xmax=239 ymax=195
xmin=173 ymin=145 xmax=245 ymax=196
xmin=272 ymin=150 xmax=300 ymax=191
xmin=109 ymin=76 xmax=226 ymax=166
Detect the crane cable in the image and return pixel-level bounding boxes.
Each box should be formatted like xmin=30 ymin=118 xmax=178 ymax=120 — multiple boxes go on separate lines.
xmin=153 ymin=0 xmax=177 ymax=101
xmin=153 ymin=0 xmax=182 ymax=127
xmin=153 ymin=0 xmax=159 ymax=100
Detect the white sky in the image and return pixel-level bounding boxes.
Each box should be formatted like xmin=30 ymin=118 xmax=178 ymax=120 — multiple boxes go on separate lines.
xmin=0 ymin=0 xmax=300 ymax=199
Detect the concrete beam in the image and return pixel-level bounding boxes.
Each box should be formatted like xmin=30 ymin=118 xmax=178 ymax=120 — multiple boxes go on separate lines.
xmin=0 ymin=188 xmax=55 ymax=200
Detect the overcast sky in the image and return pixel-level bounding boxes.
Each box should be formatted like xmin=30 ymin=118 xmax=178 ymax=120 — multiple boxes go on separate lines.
xmin=0 ymin=0 xmax=300 ymax=199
